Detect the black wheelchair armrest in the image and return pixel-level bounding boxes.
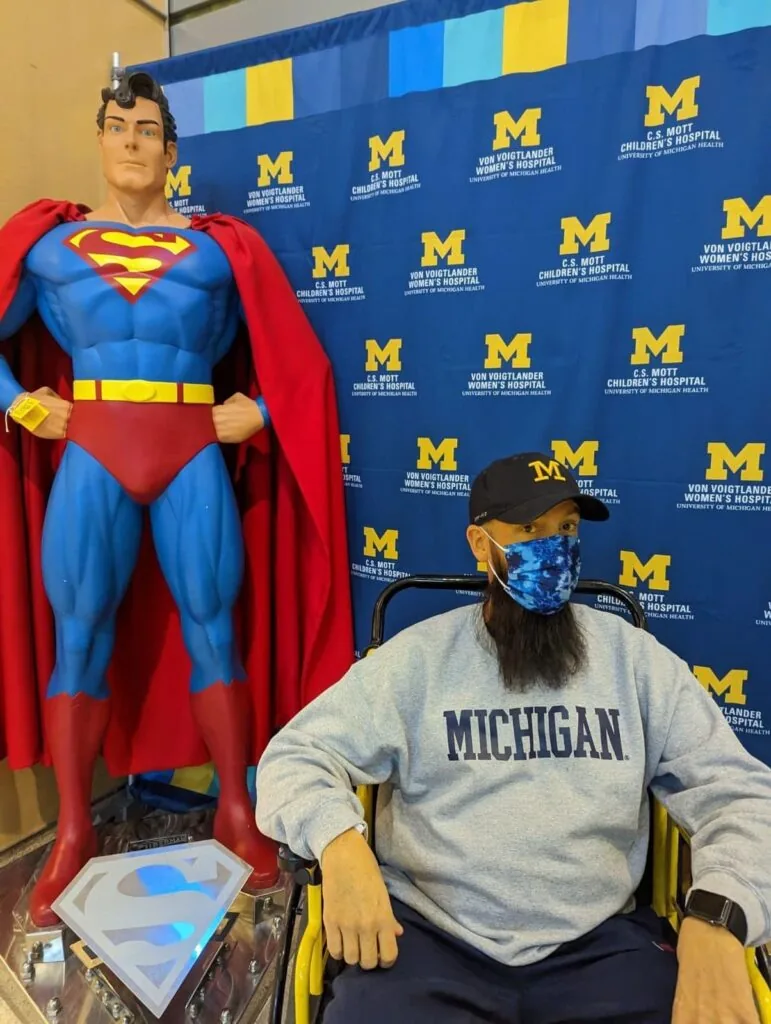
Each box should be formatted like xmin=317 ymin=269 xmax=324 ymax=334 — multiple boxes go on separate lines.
xmin=278 ymin=845 xmax=322 ymax=886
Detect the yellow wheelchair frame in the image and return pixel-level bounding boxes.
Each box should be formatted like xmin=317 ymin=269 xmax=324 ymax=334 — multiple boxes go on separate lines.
xmin=271 ymin=575 xmax=771 ymax=1024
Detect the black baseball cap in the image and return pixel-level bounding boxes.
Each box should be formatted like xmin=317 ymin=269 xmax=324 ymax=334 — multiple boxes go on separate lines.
xmin=469 ymin=452 xmax=610 ymax=526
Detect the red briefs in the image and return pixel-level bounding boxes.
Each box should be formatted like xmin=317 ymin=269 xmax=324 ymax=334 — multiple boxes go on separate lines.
xmin=67 ymin=401 xmax=217 ymax=505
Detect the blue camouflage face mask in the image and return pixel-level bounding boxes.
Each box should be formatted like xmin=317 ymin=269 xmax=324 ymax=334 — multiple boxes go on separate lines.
xmin=484 ymin=532 xmax=581 ymax=615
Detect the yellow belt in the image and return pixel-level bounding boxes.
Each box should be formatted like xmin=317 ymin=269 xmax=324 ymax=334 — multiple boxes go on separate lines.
xmin=73 ymin=379 xmax=215 ymax=405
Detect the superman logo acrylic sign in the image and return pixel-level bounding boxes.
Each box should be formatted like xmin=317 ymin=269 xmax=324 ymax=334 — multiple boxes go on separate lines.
xmin=52 ymin=839 xmax=250 ymax=1018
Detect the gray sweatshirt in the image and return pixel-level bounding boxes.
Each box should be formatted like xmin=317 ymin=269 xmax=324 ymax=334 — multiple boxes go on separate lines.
xmin=256 ymin=603 xmax=771 ymax=965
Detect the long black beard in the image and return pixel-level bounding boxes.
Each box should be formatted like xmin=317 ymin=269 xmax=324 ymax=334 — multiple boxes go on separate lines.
xmin=480 ymin=576 xmax=587 ymax=693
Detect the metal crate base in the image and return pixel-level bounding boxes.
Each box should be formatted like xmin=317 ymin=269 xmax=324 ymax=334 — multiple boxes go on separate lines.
xmin=0 ymin=803 xmax=290 ymax=1024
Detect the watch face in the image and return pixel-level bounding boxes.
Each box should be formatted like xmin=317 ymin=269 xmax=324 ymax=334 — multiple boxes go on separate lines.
xmin=691 ymin=891 xmax=730 ymax=923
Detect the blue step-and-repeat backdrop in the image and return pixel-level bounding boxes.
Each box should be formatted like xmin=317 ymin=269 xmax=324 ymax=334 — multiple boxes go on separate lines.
xmin=139 ymin=0 xmax=771 ymax=780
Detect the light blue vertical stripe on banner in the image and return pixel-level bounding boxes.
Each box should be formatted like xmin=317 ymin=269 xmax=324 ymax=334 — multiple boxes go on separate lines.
xmin=634 ymin=0 xmax=708 ymax=49
xmin=707 ymin=0 xmax=771 ymax=34
xmin=389 ymin=22 xmax=445 ymax=97
xmin=568 ymin=0 xmax=637 ymax=63
xmin=204 ymin=70 xmax=246 ymax=133
xmin=443 ymin=7 xmax=504 ymax=88
xmin=163 ymin=78 xmax=205 ymax=139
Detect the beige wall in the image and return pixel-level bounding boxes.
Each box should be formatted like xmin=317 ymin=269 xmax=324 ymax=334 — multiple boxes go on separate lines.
xmin=0 ymin=762 xmax=117 ymax=853
xmin=0 ymin=0 xmax=167 ymax=850
xmin=170 ymin=0 xmax=402 ymax=55
xmin=0 ymin=0 xmax=168 ymax=224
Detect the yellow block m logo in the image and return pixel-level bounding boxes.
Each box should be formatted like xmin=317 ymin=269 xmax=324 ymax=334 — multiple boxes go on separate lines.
xmin=417 ymin=437 xmax=458 ymax=472
xmin=644 ymin=76 xmax=700 ymax=128
xmin=340 ymin=434 xmax=351 ymax=465
xmin=421 ymin=230 xmax=466 ymax=267
xmin=312 ymin=245 xmax=350 ymax=279
xmin=369 ymin=131 xmax=406 ymax=172
xmin=492 ymin=108 xmax=542 ymax=151
xmin=722 ymin=197 xmax=771 ymax=240
xmin=365 ymin=338 xmax=402 ymax=373
xmin=165 ymin=166 xmax=192 ymax=199
xmin=257 ymin=152 xmax=294 ymax=187
xmin=619 ymin=552 xmax=671 ymax=592
xmin=631 ymin=325 xmax=685 ymax=366
xmin=693 ymin=666 xmax=748 ymax=706
xmin=551 ymin=441 xmax=599 ymax=477
xmin=529 ymin=459 xmax=567 ymax=484
xmin=363 ymin=527 xmax=399 ymax=561
xmin=706 ymin=442 xmax=765 ymax=482
xmin=559 ymin=214 xmax=612 ymax=255
xmin=484 ymin=333 xmax=532 ymax=369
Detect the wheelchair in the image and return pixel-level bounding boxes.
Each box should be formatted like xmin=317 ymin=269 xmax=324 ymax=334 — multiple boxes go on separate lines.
xmin=268 ymin=574 xmax=771 ymax=1024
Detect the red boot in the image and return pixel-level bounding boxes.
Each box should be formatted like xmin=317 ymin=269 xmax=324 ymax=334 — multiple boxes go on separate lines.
xmin=28 ymin=694 xmax=111 ymax=928
xmin=190 ymin=681 xmax=279 ymax=890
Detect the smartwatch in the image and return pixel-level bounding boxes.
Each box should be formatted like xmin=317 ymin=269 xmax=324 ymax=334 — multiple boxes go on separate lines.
xmin=684 ymin=889 xmax=748 ymax=945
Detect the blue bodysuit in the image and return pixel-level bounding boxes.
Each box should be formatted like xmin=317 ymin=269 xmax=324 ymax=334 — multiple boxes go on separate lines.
xmin=0 ymin=221 xmax=263 ymax=699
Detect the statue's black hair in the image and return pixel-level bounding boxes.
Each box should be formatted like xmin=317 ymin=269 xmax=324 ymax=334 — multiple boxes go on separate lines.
xmin=96 ymin=71 xmax=177 ymax=146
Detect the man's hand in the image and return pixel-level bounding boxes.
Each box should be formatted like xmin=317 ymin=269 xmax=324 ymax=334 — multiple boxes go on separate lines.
xmin=17 ymin=387 xmax=73 ymax=439
xmin=672 ymin=917 xmax=759 ymax=1023
xmin=320 ymin=828 xmax=404 ymax=971
xmin=212 ymin=392 xmax=264 ymax=444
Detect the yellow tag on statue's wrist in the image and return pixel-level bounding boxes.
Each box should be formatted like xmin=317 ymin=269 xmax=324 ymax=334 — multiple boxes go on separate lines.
xmin=9 ymin=396 xmax=49 ymax=432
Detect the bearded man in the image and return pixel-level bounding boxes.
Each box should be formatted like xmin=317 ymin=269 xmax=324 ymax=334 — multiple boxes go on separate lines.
xmin=256 ymin=452 xmax=771 ymax=1024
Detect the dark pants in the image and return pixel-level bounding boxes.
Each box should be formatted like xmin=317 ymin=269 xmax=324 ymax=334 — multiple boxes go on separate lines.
xmin=324 ymin=900 xmax=678 ymax=1023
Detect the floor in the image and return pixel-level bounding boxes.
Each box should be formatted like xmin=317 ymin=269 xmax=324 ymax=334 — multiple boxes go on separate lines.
xmin=0 ymin=964 xmax=35 ymax=1022
xmin=0 ymin=953 xmax=283 ymax=1023
xmin=0 ymin=800 xmax=299 ymax=1024
xmin=0 ymin=998 xmax=18 ymax=1024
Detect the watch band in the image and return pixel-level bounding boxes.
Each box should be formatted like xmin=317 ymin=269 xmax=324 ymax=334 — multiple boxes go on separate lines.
xmin=684 ymin=888 xmax=748 ymax=945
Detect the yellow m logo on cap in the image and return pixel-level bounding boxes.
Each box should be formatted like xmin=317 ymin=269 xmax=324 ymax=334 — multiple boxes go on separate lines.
xmin=529 ymin=459 xmax=567 ymax=483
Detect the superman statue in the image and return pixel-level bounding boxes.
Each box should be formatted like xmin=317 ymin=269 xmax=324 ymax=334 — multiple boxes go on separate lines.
xmin=0 ymin=71 xmax=353 ymax=927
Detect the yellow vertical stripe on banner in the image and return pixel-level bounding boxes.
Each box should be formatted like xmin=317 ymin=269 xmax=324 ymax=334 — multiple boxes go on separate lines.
xmin=246 ymin=59 xmax=294 ymax=126
xmin=503 ymin=0 xmax=570 ymax=74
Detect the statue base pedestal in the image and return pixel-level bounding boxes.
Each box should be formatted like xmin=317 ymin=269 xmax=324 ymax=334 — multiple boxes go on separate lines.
xmin=0 ymin=797 xmax=292 ymax=1023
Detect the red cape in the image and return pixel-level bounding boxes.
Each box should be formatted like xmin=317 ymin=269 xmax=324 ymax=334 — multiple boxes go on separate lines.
xmin=0 ymin=199 xmax=354 ymax=774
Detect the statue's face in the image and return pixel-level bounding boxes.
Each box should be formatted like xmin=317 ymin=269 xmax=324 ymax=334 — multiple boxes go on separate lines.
xmin=98 ymin=96 xmax=177 ymax=195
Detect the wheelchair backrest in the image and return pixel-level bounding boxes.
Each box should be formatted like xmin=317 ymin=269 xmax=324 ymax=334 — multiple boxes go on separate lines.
xmin=364 ymin=575 xmax=648 ymax=655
